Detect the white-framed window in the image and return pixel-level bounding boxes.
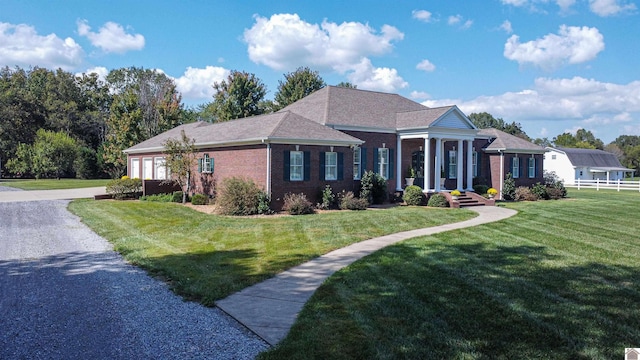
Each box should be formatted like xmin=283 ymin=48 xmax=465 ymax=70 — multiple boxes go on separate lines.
xmin=513 ymin=157 xmax=520 ymax=178
xmin=130 ymin=158 xmax=140 ymax=179
xmin=325 ymin=152 xmax=338 ymax=181
xmin=528 ymin=157 xmax=535 ymax=178
xmin=200 ymin=154 xmax=213 ymax=173
xmin=472 ymin=151 xmax=478 ymax=177
xmin=551 ymin=154 xmax=557 ymax=160
xmin=448 ymin=150 xmax=457 ymax=179
xmin=377 ymin=148 xmax=389 ymax=179
xmin=143 ymin=158 xmax=153 ymax=180
xmin=353 ymin=147 xmax=362 ymax=180
xmin=154 ymin=157 xmax=166 ymax=180
xmin=290 ymin=151 xmax=303 ymax=181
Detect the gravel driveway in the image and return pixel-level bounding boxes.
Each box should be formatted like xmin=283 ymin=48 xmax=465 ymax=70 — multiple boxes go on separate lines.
xmin=0 ymin=190 xmax=267 ymax=359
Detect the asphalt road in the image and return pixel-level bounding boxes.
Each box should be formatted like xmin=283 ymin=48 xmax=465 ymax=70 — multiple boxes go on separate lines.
xmin=0 ymin=196 xmax=267 ymax=359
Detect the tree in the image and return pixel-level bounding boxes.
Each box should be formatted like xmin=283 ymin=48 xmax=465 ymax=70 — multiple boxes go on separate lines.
xmin=102 ymin=90 xmax=143 ymax=178
xmin=468 ymin=112 xmax=530 ymax=140
xmin=533 ymin=137 xmax=552 ymax=147
xmin=625 ymin=145 xmax=640 ymax=176
xmin=273 ymin=67 xmax=325 ymax=110
xmin=552 ymin=129 xmax=603 ymax=149
xmin=162 ymin=130 xmax=197 ymax=203
xmin=205 ymin=70 xmax=267 ymax=122
xmin=6 ymin=129 xmax=77 ymax=179
xmin=336 ymin=81 xmax=357 ymax=88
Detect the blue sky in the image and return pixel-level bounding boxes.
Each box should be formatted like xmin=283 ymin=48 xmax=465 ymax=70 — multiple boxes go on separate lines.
xmin=1 ymin=0 xmax=639 ymax=144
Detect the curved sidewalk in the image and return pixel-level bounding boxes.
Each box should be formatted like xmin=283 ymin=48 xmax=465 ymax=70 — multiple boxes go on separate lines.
xmin=0 ymin=187 xmax=106 ymax=202
xmin=216 ymin=205 xmax=517 ymax=346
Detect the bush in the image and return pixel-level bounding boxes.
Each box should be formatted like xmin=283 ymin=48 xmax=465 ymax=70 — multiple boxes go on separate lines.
xmin=283 ymin=193 xmax=315 ymax=215
xmin=544 ymin=171 xmax=567 ymax=199
xmin=503 ymin=173 xmax=516 ymax=200
xmin=514 ymin=186 xmax=537 ymax=201
xmin=106 ymin=178 xmax=142 ymax=200
xmin=531 ymin=182 xmax=549 ymax=200
xmin=257 ymin=191 xmax=272 ymax=215
xmin=339 ymin=191 xmax=369 ymax=210
xmin=140 ymin=193 xmax=173 ymax=202
xmin=318 ymin=185 xmax=335 ymax=210
xmin=191 ymin=193 xmax=208 ymax=205
xmin=427 ymin=193 xmax=449 ymax=207
xmin=402 ymin=185 xmax=424 ymax=206
xmin=171 ymin=191 xmax=189 ymax=203
xmin=473 ymin=184 xmax=489 ymax=195
xmin=216 ymin=177 xmax=263 ymax=216
xmin=360 ymin=170 xmax=387 ymax=204
xmin=74 ymin=147 xmax=99 ymax=179
xmin=546 ymin=187 xmax=565 ymax=200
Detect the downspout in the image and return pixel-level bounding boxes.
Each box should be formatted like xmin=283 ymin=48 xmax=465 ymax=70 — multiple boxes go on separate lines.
xmin=264 ymin=140 xmax=272 ymax=197
xmin=499 ymin=150 xmax=504 ymax=200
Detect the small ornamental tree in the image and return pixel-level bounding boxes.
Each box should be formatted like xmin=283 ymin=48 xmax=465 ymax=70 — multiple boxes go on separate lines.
xmin=503 ymin=173 xmax=516 ymax=201
xmin=162 ymin=130 xmax=197 ymax=204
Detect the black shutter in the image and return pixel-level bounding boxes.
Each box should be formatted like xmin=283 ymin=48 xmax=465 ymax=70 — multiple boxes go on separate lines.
xmin=284 ymin=151 xmax=290 ymax=181
xmin=319 ymin=152 xmax=326 ymax=180
xmin=389 ymin=148 xmax=394 ymax=179
xmin=337 ymin=152 xmax=344 ymax=180
xmin=361 ymin=148 xmax=367 ymax=177
xmin=373 ymin=148 xmax=379 ymax=175
xmin=303 ymin=151 xmax=310 ymax=181
xmin=198 ymin=158 xmax=203 ymax=173
xmin=444 ymin=151 xmax=449 ymax=179
xmin=476 ymin=151 xmax=481 ymax=177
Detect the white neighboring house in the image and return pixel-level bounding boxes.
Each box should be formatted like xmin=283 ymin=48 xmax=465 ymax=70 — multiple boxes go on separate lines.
xmin=544 ymin=147 xmax=634 ymax=185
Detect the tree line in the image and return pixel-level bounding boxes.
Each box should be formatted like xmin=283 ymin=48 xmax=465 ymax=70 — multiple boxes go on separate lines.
xmin=0 ymin=65 xmax=334 ymax=179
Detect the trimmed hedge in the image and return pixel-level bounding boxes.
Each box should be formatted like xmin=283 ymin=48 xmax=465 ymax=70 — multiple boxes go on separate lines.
xmin=403 ymin=185 xmax=424 ymax=206
xmin=427 ymin=193 xmax=449 ymax=208
xmin=106 ymin=178 xmax=142 ymax=200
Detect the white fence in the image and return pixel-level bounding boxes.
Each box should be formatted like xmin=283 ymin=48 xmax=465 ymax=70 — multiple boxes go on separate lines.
xmin=568 ymin=179 xmax=640 ymax=192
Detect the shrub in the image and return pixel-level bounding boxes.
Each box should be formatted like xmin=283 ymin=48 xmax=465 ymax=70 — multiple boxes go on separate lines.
xmin=171 ymin=191 xmax=186 ymax=203
xmin=531 ymin=182 xmax=549 ymax=200
xmin=427 ymin=193 xmax=449 ymax=207
xmin=360 ymin=170 xmax=387 ymax=204
xmin=514 ymin=186 xmax=537 ymax=201
xmin=402 ymin=185 xmax=424 ymax=206
xmin=216 ymin=177 xmax=263 ymax=216
xmin=140 ymin=193 xmax=173 ymax=202
xmin=339 ymin=191 xmax=369 ymax=210
xmin=546 ymin=187 xmax=565 ymax=200
xmin=106 ymin=178 xmax=142 ymax=200
xmin=74 ymin=146 xmax=99 ymax=179
xmin=191 ymin=193 xmax=208 ymax=205
xmin=503 ymin=173 xmax=516 ymax=200
xmin=544 ymin=171 xmax=567 ymax=199
xmin=257 ymin=191 xmax=272 ymax=215
xmin=473 ymin=184 xmax=489 ymax=195
xmin=283 ymin=193 xmax=315 ymax=215
xmin=318 ymin=185 xmax=335 ymax=210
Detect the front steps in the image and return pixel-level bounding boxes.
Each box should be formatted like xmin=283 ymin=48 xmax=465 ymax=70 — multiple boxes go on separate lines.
xmin=444 ymin=191 xmax=495 ymax=208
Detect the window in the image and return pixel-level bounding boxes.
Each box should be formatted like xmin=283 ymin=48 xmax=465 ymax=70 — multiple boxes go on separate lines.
xmin=130 ymin=158 xmax=140 ymax=179
xmin=353 ymin=147 xmax=362 ymax=180
xmin=472 ymin=151 xmax=478 ymax=177
xmin=528 ymin=157 xmax=535 ymax=178
xmin=377 ymin=148 xmax=389 ymax=179
xmin=290 ymin=151 xmax=303 ymax=181
xmin=512 ymin=157 xmax=520 ymax=178
xmin=448 ymin=150 xmax=457 ymax=179
xmin=199 ymin=154 xmax=213 ymax=173
xmin=551 ymin=154 xmax=557 ymax=160
xmin=154 ymin=157 xmax=166 ymax=180
xmin=325 ymin=152 xmax=337 ymax=180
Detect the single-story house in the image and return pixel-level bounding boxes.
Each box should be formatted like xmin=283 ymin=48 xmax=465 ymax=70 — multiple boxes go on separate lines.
xmin=544 ymin=147 xmax=634 ymax=185
xmin=124 ymin=86 xmax=546 ymax=207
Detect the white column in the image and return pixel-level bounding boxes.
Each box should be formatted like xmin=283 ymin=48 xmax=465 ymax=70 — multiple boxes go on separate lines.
xmin=424 ymin=137 xmax=431 ymax=192
xmin=466 ymin=140 xmax=474 ymax=191
xmin=396 ymin=135 xmax=402 ymax=191
xmin=499 ymin=151 xmax=505 ymax=200
xmin=434 ymin=138 xmax=442 ymax=191
xmin=457 ymin=139 xmax=463 ymax=190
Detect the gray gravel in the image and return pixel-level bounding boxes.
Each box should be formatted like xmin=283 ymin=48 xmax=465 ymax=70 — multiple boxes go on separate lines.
xmin=0 ymin=199 xmax=268 ymax=359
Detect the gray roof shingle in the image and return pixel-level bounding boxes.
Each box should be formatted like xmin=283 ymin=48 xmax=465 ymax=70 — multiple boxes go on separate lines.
xmin=554 ymin=147 xmax=628 ymax=168
xmin=478 ymin=128 xmax=546 ymax=153
xmin=395 ymin=106 xmax=455 ymax=129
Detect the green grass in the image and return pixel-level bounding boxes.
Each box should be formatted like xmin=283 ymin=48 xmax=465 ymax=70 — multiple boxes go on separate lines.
xmin=260 ymin=189 xmax=640 ymax=359
xmin=68 ymin=200 xmax=475 ymax=305
xmin=0 ymin=178 xmax=110 ymax=190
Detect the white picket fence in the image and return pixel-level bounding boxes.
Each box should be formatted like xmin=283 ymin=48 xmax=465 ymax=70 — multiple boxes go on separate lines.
xmin=569 ymin=178 xmax=640 ymax=192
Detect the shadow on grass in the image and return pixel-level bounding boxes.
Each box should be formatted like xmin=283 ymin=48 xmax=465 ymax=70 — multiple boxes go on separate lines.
xmin=263 ymin=242 xmax=640 ymax=359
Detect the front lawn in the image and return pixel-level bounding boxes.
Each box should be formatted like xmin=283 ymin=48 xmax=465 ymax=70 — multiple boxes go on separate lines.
xmin=68 ymin=200 xmax=475 ymax=305
xmin=260 ymin=189 xmax=640 ymax=359
xmin=0 ymin=178 xmax=110 ymax=190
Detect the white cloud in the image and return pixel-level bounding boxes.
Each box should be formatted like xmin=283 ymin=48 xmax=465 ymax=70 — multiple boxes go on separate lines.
xmin=500 ymin=20 xmax=513 ymax=34
xmin=557 ymin=0 xmax=577 ymax=12
xmin=412 ymin=10 xmax=434 ymax=22
xmin=0 ymin=22 xmax=84 ymax=70
xmin=173 ymin=66 xmax=230 ymax=100
xmin=501 ymin=0 xmax=579 ymax=12
xmin=501 ymin=0 xmax=529 ymax=5
xmin=346 ymin=58 xmax=408 ymax=93
xmin=410 ymin=91 xmax=431 ymax=100
xmin=77 ymin=19 xmax=144 ymax=54
xmin=243 ymin=13 xmax=403 ymax=72
xmin=76 ymin=66 xmax=108 ymax=81
xmin=504 ymin=25 xmax=604 ymax=70
xmin=416 ymin=59 xmax=436 ymax=72
xmin=448 ymin=15 xmax=473 ymax=29
xmin=589 ymin=0 xmax=637 ymax=16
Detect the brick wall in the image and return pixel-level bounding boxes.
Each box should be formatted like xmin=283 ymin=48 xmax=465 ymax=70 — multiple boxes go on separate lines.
xmin=342 ymin=130 xmax=398 ymax=192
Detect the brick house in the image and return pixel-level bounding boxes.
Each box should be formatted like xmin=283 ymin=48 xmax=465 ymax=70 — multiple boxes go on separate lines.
xmin=124 ymin=86 xmax=546 ymax=207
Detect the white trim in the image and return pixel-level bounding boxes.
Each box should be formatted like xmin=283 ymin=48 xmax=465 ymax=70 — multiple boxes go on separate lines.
xmin=266 ymin=144 xmax=271 ymax=196
xmin=396 ymin=135 xmax=402 ymax=191
xmin=142 ymin=157 xmax=153 ymax=180
xmin=329 ymin=124 xmax=397 ymax=134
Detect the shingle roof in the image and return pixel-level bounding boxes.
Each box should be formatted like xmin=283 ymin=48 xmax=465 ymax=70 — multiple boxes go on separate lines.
xmin=395 ymin=106 xmax=454 ymax=129
xmin=124 ymin=111 xmax=363 ymax=153
xmin=478 ymin=128 xmax=546 ymax=153
xmin=280 ymin=86 xmax=428 ymax=130
xmin=553 ymin=147 xmax=628 ymax=168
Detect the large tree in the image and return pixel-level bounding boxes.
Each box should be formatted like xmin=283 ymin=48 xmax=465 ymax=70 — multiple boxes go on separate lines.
xmin=6 ymin=129 xmax=77 ymax=179
xmin=552 ymin=129 xmax=604 ymax=149
xmin=204 ymin=70 xmax=267 ymax=122
xmin=273 ymin=67 xmax=325 ymax=110
xmin=468 ymin=112 xmax=530 ymax=140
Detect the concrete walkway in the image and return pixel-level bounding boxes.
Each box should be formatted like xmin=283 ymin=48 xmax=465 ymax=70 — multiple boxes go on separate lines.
xmin=216 ymin=205 xmax=517 ymax=346
xmin=0 ymin=187 xmax=106 ymax=202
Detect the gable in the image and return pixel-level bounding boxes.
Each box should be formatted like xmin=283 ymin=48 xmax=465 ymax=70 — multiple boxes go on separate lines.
xmin=431 ymin=108 xmax=475 ymax=130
